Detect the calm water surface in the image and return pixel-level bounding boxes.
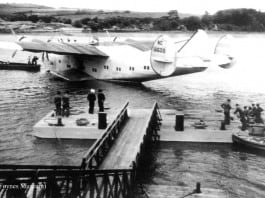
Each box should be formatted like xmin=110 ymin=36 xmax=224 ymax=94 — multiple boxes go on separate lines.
xmin=0 ymin=32 xmax=265 ymax=197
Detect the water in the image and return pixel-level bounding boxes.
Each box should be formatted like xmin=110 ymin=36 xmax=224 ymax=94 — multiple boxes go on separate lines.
xmin=0 ymin=32 xmax=265 ymax=197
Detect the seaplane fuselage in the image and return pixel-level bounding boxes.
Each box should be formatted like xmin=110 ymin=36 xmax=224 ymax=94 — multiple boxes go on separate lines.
xmin=47 ymin=43 xmax=207 ymax=82
xmin=1 ymin=29 xmax=234 ymax=82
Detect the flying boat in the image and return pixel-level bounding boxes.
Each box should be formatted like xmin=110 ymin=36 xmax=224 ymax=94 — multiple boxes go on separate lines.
xmin=0 ymin=29 xmax=235 ymax=82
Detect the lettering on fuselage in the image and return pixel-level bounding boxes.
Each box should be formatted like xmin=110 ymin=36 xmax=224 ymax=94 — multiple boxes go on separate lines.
xmin=153 ymin=47 xmax=166 ymax=53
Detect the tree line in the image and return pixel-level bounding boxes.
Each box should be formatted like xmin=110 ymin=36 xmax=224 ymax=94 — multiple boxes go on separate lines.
xmin=3 ymin=8 xmax=265 ymax=32
xmin=72 ymin=8 xmax=265 ymax=32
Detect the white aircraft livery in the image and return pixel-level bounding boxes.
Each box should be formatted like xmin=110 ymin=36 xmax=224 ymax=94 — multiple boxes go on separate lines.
xmin=3 ymin=29 xmax=235 ymax=82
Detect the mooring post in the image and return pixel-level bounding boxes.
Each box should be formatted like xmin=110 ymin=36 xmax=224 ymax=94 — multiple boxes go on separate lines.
xmin=195 ymin=182 xmax=202 ymax=193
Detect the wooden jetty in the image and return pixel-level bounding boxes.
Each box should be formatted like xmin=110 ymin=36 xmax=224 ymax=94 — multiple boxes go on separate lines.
xmin=99 ymin=109 xmax=155 ymax=169
xmin=0 ymin=61 xmax=40 ymax=71
xmin=0 ymin=102 xmax=232 ymax=198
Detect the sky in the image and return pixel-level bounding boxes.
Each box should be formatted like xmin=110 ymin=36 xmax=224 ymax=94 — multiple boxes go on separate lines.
xmin=1 ymin=0 xmax=265 ymax=14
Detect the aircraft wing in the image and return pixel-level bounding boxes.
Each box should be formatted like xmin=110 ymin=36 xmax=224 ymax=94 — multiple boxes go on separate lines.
xmin=122 ymin=39 xmax=153 ymax=51
xmin=16 ymin=40 xmax=109 ymax=57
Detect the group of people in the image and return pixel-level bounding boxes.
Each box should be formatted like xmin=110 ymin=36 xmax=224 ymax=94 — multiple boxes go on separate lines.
xmin=221 ymin=99 xmax=264 ymax=130
xmin=28 ymin=56 xmax=38 ymax=65
xmin=54 ymin=90 xmax=70 ymax=117
xmin=87 ymin=89 xmax=105 ymax=114
xmin=54 ymin=88 xmax=106 ymax=117
xmin=242 ymin=104 xmax=264 ymax=124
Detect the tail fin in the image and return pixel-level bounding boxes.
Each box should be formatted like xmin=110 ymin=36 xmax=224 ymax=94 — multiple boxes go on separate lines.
xmin=214 ymin=35 xmax=235 ymax=68
xmin=177 ymin=29 xmax=209 ymax=56
xmin=214 ymin=34 xmax=233 ymax=56
xmin=150 ymin=35 xmax=176 ymax=76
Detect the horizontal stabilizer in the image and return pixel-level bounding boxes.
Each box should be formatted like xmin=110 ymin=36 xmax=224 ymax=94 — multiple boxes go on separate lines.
xmin=153 ymin=58 xmax=173 ymax=63
xmin=50 ymin=69 xmax=93 ymax=82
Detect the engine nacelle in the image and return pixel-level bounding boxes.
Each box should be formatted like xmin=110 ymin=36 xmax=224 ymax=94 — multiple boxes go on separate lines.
xmin=150 ymin=35 xmax=176 ymax=76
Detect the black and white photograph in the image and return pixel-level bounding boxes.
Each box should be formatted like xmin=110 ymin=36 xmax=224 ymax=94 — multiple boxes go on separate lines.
xmin=0 ymin=0 xmax=265 ymax=197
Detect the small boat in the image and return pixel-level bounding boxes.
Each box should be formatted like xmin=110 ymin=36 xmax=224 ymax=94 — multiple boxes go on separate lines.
xmin=0 ymin=61 xmax=40 ymax=71
xmin=232 ymin=130 xmax=265 ymax=150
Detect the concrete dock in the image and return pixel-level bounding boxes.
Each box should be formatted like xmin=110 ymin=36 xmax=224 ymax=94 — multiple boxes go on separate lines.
xmin=159 ymin=109 xmax=240 ymax=143
xmin=33 ymin=106 xmax=120 ymax=139
xmin=33 ymin=105 xmax=240 ymax=143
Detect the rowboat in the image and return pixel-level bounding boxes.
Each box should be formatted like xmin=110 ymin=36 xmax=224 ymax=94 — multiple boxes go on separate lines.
xmin=232 ymin=129 xmax=265 ymax=150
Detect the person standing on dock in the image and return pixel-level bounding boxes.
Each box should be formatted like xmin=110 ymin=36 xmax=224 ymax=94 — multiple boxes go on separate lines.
xmin=221 ymin=99 xmax=232 ymax=125
xmin=97 ymin=89 xmax=105 ymax=112
xmin=87 ymin=89 xmax=96 ymax=114
xmin=54 ymin=91 xmax=62 ymax=116
xmin=255 ymin=104 xmax=264 ymax=123
xmin=62 ymin=90 xmax=70 ymax=117
xmin=250 ymin=103 xmax=257 ymax=117
xmin=32 ymin=56 xmax=38 ymax=65
xmin=243 ymin=106 xmax=250 ymax=123
xmin=28 ymin=56 xmax=31 ymax=64
xmin=234 ymin=104 xmax=247 ymax=131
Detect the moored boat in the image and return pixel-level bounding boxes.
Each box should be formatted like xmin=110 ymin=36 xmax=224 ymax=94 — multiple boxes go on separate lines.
xmin=0 ymin=61 xmax=40 ymax=71
xmin=232 ymin=130 xmax=265 ymax=150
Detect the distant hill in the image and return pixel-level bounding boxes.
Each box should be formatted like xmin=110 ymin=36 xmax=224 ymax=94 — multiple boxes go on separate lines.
xmin=0 ymin=3 xmax=52 ymax=15
xmin=0 ymin=3 xmax=197 ymax=19
xmin=0 ymin=3 xmax=51 ymax=8
xmin=56 ymin=11 xmax=195 ymax=21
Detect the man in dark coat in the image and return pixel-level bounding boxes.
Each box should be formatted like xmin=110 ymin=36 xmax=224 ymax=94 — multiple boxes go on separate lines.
xmin=234 ymin=104 xmax=247 ymax=131
xmin=97 ymin=89 xmax=105 ymax=112
xmin=32 ymin=56 xmax=38 ymax=65
xmin=87 ymin=89 xmax=96 ymax=114
xmin=54 ymin=91 xmax=62 ymax=116
xmin=255 ymin=104 xmax=264 ymax=123
xmin=221 ymin=99 xmax=232 ymax=125
xmin=251 ymin=103 xmax=257 ymax=118
xmin=62 ymin=90 xmax=70 ymax=117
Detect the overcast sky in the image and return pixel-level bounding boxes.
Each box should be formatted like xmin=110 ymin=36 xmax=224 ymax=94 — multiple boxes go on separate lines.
xmin=2 ymin=0 xmax=265 ymax=14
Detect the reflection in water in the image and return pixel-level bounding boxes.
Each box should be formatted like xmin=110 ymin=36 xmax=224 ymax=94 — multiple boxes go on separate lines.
xmin=150 ymin=143 xmax=265 ymax=198
xmin=0 ymin=32 xmax=265 ymax=197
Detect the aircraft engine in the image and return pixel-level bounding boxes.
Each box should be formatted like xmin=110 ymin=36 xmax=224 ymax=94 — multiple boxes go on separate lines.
xmin=150 ymin=35 xmax=176 ymax=76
